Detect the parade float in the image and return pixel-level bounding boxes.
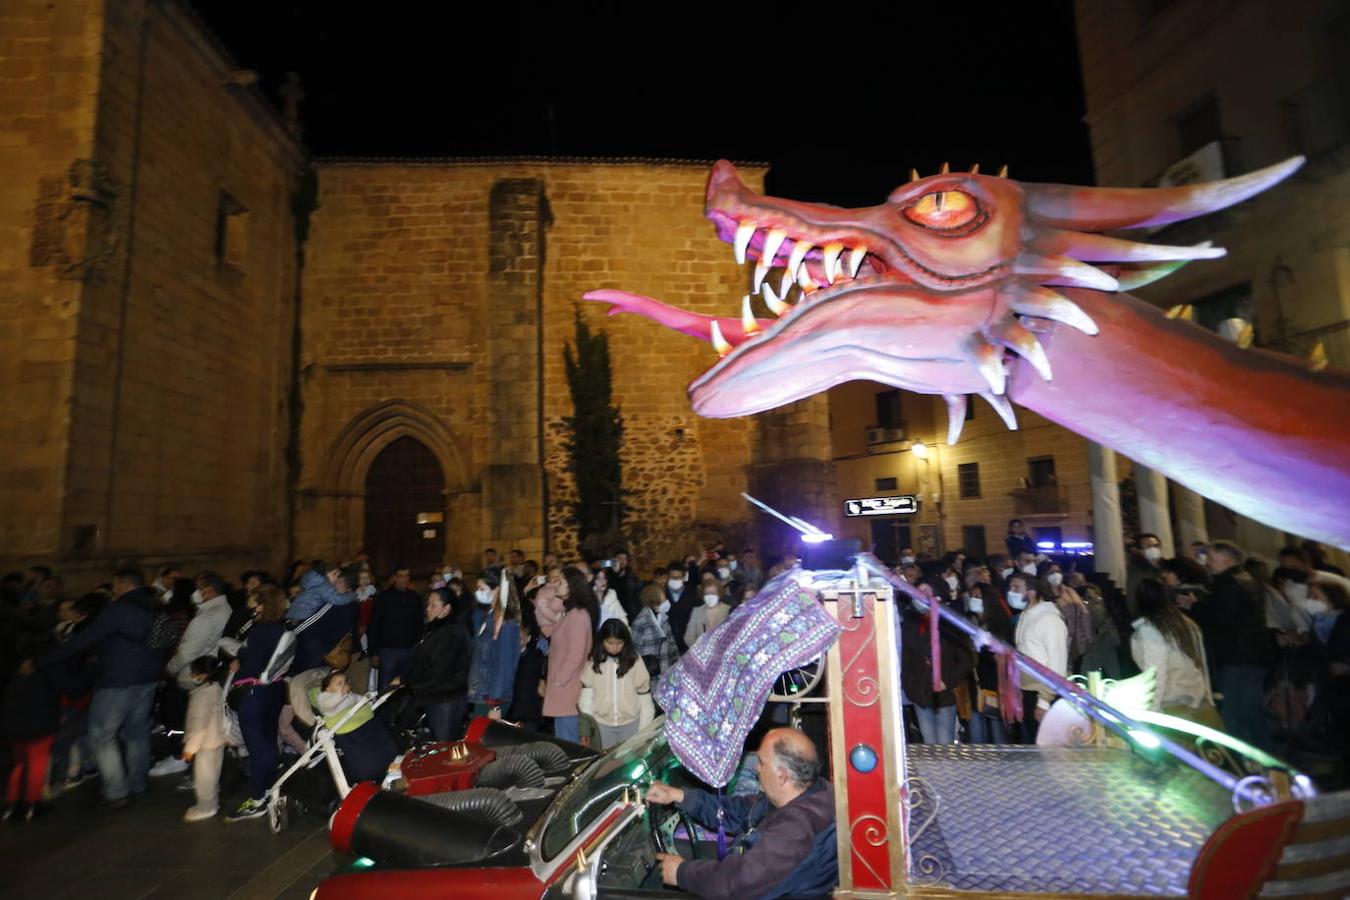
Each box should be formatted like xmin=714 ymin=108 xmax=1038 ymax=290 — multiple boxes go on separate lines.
xmin=314 ymin=159 xmax=1350 ymax=899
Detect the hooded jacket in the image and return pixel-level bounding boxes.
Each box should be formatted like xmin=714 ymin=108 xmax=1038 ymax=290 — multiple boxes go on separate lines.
xmin=676 ymin=779 xmax=837 ymax=900
xmin=168 ymin=593 xmax=232 ymax=688
xmin=40 ymin=587 xmax=166 ymax=688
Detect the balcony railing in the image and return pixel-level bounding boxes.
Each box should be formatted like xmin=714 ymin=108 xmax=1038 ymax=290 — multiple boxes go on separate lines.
xmin=1010 ymin=485 xmax=1069 ymax=516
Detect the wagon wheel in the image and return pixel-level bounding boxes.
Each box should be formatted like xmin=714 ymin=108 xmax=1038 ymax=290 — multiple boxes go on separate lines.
xmin=268 ymin=794 xmax=290 ymax=833
xmin=769 ymin=656 xmax=824 ymax=702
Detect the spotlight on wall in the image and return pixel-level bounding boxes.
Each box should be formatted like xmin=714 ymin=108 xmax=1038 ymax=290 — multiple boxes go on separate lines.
xmin=911 ymin=441 xmax=928 ymax=460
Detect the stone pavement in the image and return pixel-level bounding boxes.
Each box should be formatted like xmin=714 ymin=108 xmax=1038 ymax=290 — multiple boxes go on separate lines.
xmin=0 ymin=762 xmax=349 ymax=900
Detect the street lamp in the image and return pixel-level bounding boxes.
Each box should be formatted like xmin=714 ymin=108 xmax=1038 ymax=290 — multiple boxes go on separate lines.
xmin=911 ymin=440 xmax=928 ymax=461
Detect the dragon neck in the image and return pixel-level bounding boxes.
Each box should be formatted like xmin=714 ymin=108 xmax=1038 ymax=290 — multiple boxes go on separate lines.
xmin=1007 ymin=289 xmax=1350 ymax=551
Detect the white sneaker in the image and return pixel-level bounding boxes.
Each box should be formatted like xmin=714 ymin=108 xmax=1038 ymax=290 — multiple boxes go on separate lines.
xmin=149 ymin=756 xmax=190 ymax=777
xmin=183 ymin=804 xmax=217 ymax=822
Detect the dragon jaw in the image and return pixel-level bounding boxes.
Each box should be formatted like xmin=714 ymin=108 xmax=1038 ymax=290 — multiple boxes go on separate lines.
xmin=585 ymin=157 xmax=1304 ymax=435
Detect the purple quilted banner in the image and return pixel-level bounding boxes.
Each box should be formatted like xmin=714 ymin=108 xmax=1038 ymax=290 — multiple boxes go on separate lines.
xmin=654 ymin=572 xmax=840 ymax=786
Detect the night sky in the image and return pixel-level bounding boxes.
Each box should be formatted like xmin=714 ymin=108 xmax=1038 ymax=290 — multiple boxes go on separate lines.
xmin=194 ymin=2 xmax=1094 ymax=207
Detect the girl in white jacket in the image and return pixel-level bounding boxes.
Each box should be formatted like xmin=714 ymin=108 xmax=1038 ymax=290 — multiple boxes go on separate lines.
xmin=182 ymin=656 xmax=228 ymax=822
xmin=1130 ymin=578 xmax=1216 ymax=722
xmin=579 ymin=621 xmax=654 ymax=749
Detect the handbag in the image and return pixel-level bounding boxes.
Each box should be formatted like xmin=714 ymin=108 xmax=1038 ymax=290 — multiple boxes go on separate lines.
xmin=220 ymin=673 xmax=244 ymax=746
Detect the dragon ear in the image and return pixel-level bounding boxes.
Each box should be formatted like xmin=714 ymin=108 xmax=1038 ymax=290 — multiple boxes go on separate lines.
xmin=1022 ymin=157 xmax=1303 ymax=231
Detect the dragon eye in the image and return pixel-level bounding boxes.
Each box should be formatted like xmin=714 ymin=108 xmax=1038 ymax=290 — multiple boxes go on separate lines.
xmin=903 ymin=190 xmax=979 ymax=231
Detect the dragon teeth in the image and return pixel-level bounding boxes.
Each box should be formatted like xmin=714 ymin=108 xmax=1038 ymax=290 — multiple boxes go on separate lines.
xmin=741 ymin=294 xmax=761 ymax=335
xmin=848 ymin=245 xmax=867 ymax=278
xmin=734 ymin=222 xmax=756 ymax=266
xmin=761 ymin=282 xmax=790 ymax=316
xmin=710 ymin=320 xmax=732 ymax=358
xmin=822 ymin=243 xmax=844 ymax=284
xmin=787 ymin=241 xmax=811 ymax=280
xmin=761 ymin=229 xmax=787 ymax=267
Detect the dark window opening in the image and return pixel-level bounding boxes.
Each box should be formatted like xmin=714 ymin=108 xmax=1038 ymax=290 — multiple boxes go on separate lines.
xmin=875 ymin=390 xmax=902 ymax=429
xmin=1027 ymin=456 xmax=1057 ymax=489
xmin=958 ymin=463 xmax=981 ymax=499
xmin=875 ymin=476 xmax=898 ymax=492
xmin=1175 ymin=94 xmax=1222 ymax=158
xmin=962 ymin=525 xmax=988 ymax=559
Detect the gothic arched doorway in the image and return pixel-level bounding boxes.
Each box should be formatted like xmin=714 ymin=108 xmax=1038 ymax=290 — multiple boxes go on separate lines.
xmin=363 ymin=436 xmax=446 ymax=578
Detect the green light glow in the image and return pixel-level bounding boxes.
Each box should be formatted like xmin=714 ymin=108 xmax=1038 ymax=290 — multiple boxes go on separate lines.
xmin=352 ymin=857 xmax=376 ymax=869
xmin=1128 ymin=729 xmax=1162 ymax=750
xmin=630 ymin=762 xmax=647 ymax=780
xmin=1129 ymin=709 xmax=1285 ymax=768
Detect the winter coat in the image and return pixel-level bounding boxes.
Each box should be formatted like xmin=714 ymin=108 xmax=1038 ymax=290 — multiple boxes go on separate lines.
xmin=368 ymin=587 xmax=426 ymax=650
xmin=596 ymin=589 xmax=628 ymax=629
xmin=1192 ymin=567 xmax=1277 ymax=669
xmin=631 ymin=606 xmax=678 ymax=674
xmin=1130 ymin=617 xmax=1213 ymax=710
xmin=542 ymin=607 xmax=593 ymax=718
xmin=684 ymin=602 xmax=730 ymax=649
xmin=409 ymin=616 xmax=471 ymax=703
xmin=236 ymin=621 xmax=286 ymax=681
xmin=1015 ymin=601 xmax=1069 ymax=703
xmin=532 ymin=583 xmax=565 ymax=638
xmin=1 ymin=663 xmax=61 ymax=739
xmin=183 ymin=682 xmax=226 ymax=754
xmin=40 ymin=587 xmax=166 ymax=688
xmin=676 ymin=780 xmax=838 ymax=900
xmin=579 ymin=656 xmax=654 ymax=727
xmin=293 ymin=602 xmax=357 ymax=675
xmin=167 ymin=594 xmax=232 ymax=689
xmin=899 ymin=607 xmax=975 ymax=709
xmin=287 ymin=570 xmax=354 ymax=623
xmin=469 ymin=616 xmax=522 ymax=704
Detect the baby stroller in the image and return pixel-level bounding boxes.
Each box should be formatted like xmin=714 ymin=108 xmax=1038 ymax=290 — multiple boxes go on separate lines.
xmin=265 ymin=667 xmax=401 ymax=833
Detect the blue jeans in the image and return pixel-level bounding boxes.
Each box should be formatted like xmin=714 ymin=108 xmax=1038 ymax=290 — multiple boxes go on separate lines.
xmin=553 ymin=715 xmax=580 ymax=743
xmin=238 ymin=683 xmax=285 ymax=800
xmin=87 ymin=683 xmax=157 ymax=801
xmin=1217 ymin=665 xmax=1271 ymax=752
xmin=423 ymin=696 xmax=468 ymax=742
xmin=376 ymin=647 xmax=414 ymax=693
xmin=966 ymin=710 xmax=1008 ymax=745
xmin=914 ymin=705 xmax=957 ymax=745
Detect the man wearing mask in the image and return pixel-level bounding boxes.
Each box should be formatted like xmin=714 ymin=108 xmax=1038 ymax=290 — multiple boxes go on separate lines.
xmin=898 ymin=546 xmax=917 ymax=567
xmin=1189 ymin=542 xmax=1276 ymax=751
xmin=1009 ymin=574 xmax=1068 ymax=743
xmin=988 ymin=554 xmax=1014 ymax=591
xmin=369 ymin=567 xmax=425 ymax=692
xmin=612 ymin=550 xmax=644 ymax=621
xmin=153 ymin=566 xmax=181 ymax=604
xmin=150 ymin=571 xmax=233 ymax=778
xmin=665 ymin=561 xmax=697 ymax=654
xmin=1126 ymin=534 xmax=1165 ymax=616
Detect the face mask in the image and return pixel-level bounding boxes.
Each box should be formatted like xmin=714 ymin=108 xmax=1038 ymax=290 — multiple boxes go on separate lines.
xmin=443 ymin=571 xmax=454 ymax=582
xmin=668 ymin=579 xmax=685 ymax=593
xmin=475 ymin=589 xmax=493 ymax=606
xmin=191 ymin=589 xmax=204 ymax=605
xmin=1000 ymin=567 xmax=1014 ymax=580
xmin=1022 ymin=563 xmax=1038 ymax=576
xmin=900 ymin=556 xmax=915 ymax=565
xmin=717 ymin=568 xmax=731 ymax=580
xmin=1007 ymin=591 xmax=1027 ymax=610
xmin=967 ymin=596 xmax=984 ymax=615
xmin=703 ymin=594 xmax=720 ymax=607
xmin=1301 ymin=597 xmax=1330 ymax=616
xmin=657 ymin=600 xmax=671 ymax=615
xmin=1047 ymin=572 xmax=1063 ymax=587
xmin=729 ymin=560 xmax=738 ymax=571
xmin=1143 ymin=547 xmax=1162 ymax=562
xmin=1283 ymin=582 xmax=1308 ymax=605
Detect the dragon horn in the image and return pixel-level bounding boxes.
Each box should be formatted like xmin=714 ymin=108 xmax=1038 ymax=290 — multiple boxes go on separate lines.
xmin=963 ymin=336 xmax=1006 ymax=396
xmin=1113 ymin=246 xmax=1211 ymax=290
xmin=1022 ymin=156 xmax=1304 ymax=231
xmin=943 ymin=394 xmax=968 ymax=445
xmin=1029 ymin=229 xmax=1226 ymax=263
xmin=1007 ymin=285 xmax=1098 ymax=335
xmin=1013 ymin=253 xmax=1119 ymax=292
xmin=1166 ymin=304 xmax=1195 ymax=321
xmin=985 ymin=319 xmax=1052 ymax=381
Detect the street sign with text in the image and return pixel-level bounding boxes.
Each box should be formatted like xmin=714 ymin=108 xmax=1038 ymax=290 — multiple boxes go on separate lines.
xmin=844 ymin=495 xmax=918 ymax=517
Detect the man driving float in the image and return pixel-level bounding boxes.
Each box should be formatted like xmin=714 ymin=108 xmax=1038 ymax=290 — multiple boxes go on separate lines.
xmin=644 ymin=728 xmax=837 ymax=900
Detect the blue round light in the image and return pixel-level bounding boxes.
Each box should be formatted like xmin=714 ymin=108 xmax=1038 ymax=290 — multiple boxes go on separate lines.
xmin=849 ymin=744 xmax=878 ymax=773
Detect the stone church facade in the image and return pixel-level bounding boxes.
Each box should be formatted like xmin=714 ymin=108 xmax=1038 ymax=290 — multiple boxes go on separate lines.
xmin=1 ymin=0 xmax=836 ymax=585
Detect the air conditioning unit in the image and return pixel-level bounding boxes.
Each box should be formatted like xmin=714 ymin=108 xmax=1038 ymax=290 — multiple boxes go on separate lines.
xmin=865 ymin=427 xmax=906 ymax=445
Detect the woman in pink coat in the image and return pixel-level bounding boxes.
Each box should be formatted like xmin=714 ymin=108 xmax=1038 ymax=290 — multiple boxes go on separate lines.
xmin=543 ymin=567 xmax=596 ymax=742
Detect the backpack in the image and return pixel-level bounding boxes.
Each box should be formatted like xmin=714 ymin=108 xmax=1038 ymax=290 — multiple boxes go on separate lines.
xmin=146 ymin=610 xmax=183 ymax=651
xmin=258 ymin=603 xmax=331 ymax=683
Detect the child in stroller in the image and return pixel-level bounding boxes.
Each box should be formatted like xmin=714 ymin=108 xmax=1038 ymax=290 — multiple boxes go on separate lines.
xmin=316 ymin=671 xmax=400 ymax=784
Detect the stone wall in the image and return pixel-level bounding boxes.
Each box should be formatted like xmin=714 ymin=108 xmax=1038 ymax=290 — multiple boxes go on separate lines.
xmin=0 ymin=0 xmax=303 ymax=584
xmin=299 ymin=160 xmax=831 ymax=574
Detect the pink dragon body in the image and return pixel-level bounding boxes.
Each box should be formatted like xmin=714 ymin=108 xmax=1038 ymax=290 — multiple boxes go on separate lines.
xmin=586 ymin=159 xmax=1350 ymax=550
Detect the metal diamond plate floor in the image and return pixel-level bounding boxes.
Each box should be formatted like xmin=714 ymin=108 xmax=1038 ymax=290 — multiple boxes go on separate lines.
xmin=904 ymin=745 xmax=1234 ymax=895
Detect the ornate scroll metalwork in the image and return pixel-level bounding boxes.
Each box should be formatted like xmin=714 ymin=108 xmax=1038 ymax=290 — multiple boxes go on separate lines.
xmin=840 ymin=592 xmax=880 ymax=707
xmin=848 ymin=813 xmax=890 ymax=889
xmin=904 ymin=774 xmax=946 ymax=885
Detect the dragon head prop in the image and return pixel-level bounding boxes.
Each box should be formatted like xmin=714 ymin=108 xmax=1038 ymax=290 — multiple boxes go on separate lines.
xmin=584 ymin=157 xmax=1302 ymax=442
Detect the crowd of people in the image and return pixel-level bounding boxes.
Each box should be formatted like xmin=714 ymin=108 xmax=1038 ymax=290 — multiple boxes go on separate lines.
xmin=2 ymin=526 xmax=1346 ymax=830
xmin=898 ymin=520 xmax=1350 ymax=766
xmin=0 ymin=543 xmax=777 ymax=825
